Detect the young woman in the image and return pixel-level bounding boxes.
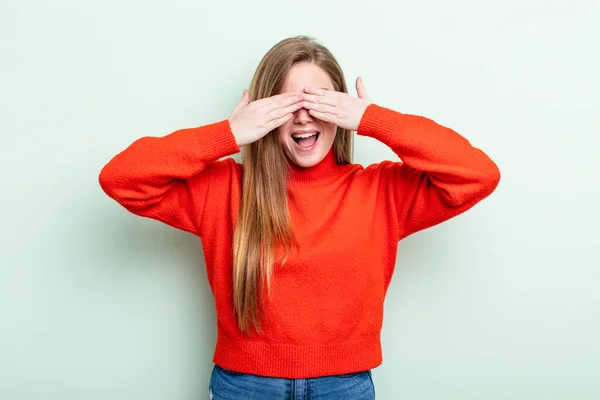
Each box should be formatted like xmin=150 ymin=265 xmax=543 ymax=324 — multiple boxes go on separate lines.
xmin=99 ymin=35 xmax=500 ymax=399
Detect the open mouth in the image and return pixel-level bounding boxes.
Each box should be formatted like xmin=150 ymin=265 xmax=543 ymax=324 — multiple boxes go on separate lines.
xmin=292 ymin=131 xmax=320 ymax=150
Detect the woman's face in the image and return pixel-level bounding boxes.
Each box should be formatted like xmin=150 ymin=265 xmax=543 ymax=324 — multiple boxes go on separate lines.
xmin=277 ymin=62 xmax=337 ymax=168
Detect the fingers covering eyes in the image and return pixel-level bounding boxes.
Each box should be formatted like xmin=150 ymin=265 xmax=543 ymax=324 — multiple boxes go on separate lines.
xmin=302 ymin=101 xmax=337 ymax=115
xmin=302 ymin=93 xmax=336 ymax=106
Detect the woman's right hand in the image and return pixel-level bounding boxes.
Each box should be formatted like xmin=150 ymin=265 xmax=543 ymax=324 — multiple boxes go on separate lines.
xmin=228 ymin=90 xmax=304 ymax=147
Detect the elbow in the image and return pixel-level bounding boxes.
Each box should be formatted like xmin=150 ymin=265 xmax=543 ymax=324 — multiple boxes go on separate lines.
xmin=98 ymin=163 xmax=119 ymax=199
xmin=98 ymin=163 xmax=133 ymax=207
xmin=483 ymin=159 xmax=501 ymax=196
xmin=98 ymin=164 xmax=158 ymax=213
xmin=470 ymin=159 xmax=501 ymax=203
xmin=449 ymin=159 xmax=501 ymax=207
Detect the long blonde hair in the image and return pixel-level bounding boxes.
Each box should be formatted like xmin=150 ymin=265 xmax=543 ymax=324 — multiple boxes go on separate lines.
xmin=232 ymin=36 xmax=353 ymax=334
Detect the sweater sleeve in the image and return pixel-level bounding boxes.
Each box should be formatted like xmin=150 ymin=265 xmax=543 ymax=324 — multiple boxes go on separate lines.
xmin=357 ymin=104 xmax=501 ymax=241
xmin=98 ymin=119 xmax=240 ymax=236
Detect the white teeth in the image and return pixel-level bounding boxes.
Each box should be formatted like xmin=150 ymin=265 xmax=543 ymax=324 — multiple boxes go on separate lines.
xmin=292 ymin=132 xmax=318 ymax=138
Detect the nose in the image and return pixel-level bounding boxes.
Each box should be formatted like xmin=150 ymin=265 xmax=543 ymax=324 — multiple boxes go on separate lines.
xmin=293 ymin=106 xmax=313 ymax=125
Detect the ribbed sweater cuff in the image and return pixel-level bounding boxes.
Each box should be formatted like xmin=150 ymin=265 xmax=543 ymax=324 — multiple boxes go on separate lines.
xmin=192 ymin=119 xmax=240 ymax=160
xmin=357 ymin=103 xmax=404 ymax=144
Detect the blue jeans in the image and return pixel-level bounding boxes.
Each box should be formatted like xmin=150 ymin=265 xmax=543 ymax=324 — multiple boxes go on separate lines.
xmin=209 ymin=364 xmax=376 ymax=399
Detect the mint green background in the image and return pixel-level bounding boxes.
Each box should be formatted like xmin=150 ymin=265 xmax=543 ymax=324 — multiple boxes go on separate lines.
xmin=1 ymin=0 xmax=599 ymax=399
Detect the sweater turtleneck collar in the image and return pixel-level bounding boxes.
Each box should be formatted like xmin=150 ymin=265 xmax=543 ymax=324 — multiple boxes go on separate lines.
xmin=287 ymin=147 xmax=345 ymax=186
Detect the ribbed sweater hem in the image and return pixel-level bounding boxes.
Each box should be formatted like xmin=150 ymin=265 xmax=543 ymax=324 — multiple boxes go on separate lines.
xmin=212 ymin=333 xmax=383 ymax=379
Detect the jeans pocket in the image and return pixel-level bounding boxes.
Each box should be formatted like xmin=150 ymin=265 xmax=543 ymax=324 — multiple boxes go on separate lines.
xmin=336 ymin=370 xmax=368 ymax=378
xmin=215 ymin=364 xmax=246 ymax=376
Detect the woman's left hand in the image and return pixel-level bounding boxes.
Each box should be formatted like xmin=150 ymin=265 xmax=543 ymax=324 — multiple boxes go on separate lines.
xmin=302 ymin=77 xmax=372 ymax=131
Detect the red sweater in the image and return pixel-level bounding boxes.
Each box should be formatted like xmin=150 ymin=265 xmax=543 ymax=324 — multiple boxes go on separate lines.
xmin=99 ymin=104 xmax=500 ymax=378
